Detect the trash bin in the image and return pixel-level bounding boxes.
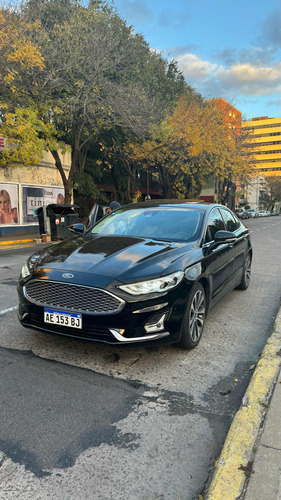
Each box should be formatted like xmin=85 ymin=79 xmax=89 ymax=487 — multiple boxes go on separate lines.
xmin=36 ymin=207 xmax=46 ymax=235
xmin=36 ymin=204 xmax=79 ymax=240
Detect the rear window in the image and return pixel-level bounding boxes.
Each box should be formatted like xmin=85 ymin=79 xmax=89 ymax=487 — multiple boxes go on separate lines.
xmin=89 ymin=207 xmax=204 ymax=242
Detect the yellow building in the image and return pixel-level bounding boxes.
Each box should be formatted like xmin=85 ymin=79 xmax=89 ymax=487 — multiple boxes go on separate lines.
xmin=242 ymin=116 xmax=281 ymax=177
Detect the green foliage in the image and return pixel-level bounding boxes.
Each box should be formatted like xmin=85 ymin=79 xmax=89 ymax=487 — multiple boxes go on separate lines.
xmin=1 ymin=0 xmax=192 ymax=203
xmin=73 ymin=172 xmax=99 ymax=199
xmin=0 ymin=106 xmax=59 ymax=166
xmin=73 ymin=171 xmax=107 ymax=217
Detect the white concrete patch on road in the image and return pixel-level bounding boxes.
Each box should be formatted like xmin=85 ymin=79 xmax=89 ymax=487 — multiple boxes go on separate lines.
xmin=0 ymin=395 xmax=215 ymax=500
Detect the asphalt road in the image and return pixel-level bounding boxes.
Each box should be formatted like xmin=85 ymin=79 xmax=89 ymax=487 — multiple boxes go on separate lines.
xmin=0 ymin=217 xmax=281 ymax=500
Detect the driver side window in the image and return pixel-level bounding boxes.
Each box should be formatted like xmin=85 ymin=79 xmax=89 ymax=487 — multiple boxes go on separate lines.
xmin=205 ymin=208 xmax=225 ymax=243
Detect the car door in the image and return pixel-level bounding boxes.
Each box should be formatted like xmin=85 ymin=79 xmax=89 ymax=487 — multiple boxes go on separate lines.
xmin=85 ymin=204 xmax=109 ymax=230
xmin=202 ymin=208 xmax=235 ymax=304
xmin=220 ymin=208 xmax=249 ymax=280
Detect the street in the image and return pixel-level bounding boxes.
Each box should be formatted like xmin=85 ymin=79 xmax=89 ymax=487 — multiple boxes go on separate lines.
xmin=0 ymin=217 xmax=281 ymax=500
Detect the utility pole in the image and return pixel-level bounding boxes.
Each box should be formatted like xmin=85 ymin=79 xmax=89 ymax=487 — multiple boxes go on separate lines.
xmin=145 ymin=169 xmax=151 ymax=201
xmin=256 ymin=175 xmax=259 ymax=211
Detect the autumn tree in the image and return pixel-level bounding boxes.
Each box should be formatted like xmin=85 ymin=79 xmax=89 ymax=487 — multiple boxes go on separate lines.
xmin=118 ymin=96 xmax=253 ymax=200
xmin=262 ymin=176 xmax=281 ymax=210
xmin=82 ymin=58 xmax=195 ymax=203
xmin=0 ymin=10 xmax=54 ymax=165
xmin=1 ymin=0 xmax=188 ymax=203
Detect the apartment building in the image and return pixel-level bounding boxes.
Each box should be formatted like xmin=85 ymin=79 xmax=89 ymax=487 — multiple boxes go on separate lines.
xmin=210 ymin=98 xmax=242 ymax=133
xmin=242 ymin=116 xmax=281 ymax=177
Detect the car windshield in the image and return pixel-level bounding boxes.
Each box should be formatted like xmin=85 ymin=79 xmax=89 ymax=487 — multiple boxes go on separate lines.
xmin=88 ymin=206 xmax=204 ymax=242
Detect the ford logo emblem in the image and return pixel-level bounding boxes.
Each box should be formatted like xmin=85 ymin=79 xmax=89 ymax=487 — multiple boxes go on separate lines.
xmin=62 ymin=273 xmax=74 ymax=278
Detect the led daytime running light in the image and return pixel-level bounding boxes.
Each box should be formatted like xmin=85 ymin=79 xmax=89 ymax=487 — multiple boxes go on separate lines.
xmin=118 ymin=271 xmax=184 ymax=295
xmin=21 ymin=262 xmax=31 ymax=279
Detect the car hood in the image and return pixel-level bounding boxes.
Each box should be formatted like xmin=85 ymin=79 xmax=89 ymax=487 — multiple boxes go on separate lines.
xmin=33 ymin=235 xmax=196 ymax=282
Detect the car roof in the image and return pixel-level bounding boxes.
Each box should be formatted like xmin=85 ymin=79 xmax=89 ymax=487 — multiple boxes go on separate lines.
xmin=120 ymin=200 xmax=224 ymax=211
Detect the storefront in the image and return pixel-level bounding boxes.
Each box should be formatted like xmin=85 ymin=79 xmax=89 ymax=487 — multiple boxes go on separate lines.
xmin=0 ymin=143 xmax=71 ymax=236
xmin=0 ymin=182 xmax=66 ymax=236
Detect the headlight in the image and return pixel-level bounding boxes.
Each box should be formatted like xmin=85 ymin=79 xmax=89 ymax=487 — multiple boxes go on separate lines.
xmin=21 ymin=262 xmax=31 ymax=279
xmin=21 ymin=252 xmax=40 ymax=279
xmin=118 ymin=271 xmax=184 ymax=295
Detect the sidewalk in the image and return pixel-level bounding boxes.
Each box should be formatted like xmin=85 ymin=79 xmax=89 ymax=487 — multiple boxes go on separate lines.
xmin=244 ymin=369 xmax=281 ymax=500
xmin=206 ymin=305 xmax=281 ymax=499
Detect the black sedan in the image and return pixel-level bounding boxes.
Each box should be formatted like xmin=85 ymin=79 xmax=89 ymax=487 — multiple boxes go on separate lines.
xmin=18 ymin=201 xmax=252 ymax=349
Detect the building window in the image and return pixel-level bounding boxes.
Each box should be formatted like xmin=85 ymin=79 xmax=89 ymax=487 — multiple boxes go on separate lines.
xmin=243 ymin=123 xmax=281 ymax=130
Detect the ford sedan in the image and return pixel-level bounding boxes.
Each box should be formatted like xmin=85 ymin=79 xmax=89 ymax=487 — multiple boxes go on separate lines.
xmin=18 ymin=201 xmax=252 ymax=349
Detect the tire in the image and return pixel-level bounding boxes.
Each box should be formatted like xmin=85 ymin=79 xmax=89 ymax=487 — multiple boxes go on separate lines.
xmin=179 ymin=282 xmax=206 ymax=349
xmin=237 ymin=253 xmax=251 ymax=290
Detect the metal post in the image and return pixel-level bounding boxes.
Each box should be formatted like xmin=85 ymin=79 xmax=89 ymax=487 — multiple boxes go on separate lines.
xmin=43 ymin=205 xmax=51 ymax=235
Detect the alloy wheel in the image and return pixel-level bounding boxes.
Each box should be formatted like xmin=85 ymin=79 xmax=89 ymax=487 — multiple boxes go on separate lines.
xmin=189 ymin=290 xmax=206 ymax=342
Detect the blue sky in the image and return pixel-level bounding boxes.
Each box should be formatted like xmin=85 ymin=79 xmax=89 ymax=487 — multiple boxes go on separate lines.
xmin=113 ymin=0 xmax=281 ymax=120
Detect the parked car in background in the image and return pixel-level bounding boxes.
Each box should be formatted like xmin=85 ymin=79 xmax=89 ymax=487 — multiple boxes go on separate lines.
xmin=271 ymin=211 xmax=279 ymax=216
xmin=247 ymin=209 xmax=259 ymax=218
xmin=18 ymin=201 xmax=252 ymax=350
xmin=235 ymin=208 xmax=249 ymax=220
xmin=259 ymin=210 xmax=271 ymax=217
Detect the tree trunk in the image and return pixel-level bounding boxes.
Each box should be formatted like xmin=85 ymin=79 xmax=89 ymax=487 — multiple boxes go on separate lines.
xmin=51 ymin=149 xmax=74 ymax=204
xmin=157 ymin=163 xmax=173 ymax=198
xmin=127 ymin=174 xmax=131 ymax=201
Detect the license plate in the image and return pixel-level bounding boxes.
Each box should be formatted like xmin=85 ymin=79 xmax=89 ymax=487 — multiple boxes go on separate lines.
xmin=44 ymin=309 xmax=82 ymax=329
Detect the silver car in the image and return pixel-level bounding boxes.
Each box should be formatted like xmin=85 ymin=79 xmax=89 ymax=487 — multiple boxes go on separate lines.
xmin=259 ymin=210 xmax=270 ymax=217
xmin=247 ymin=209 xmax=259 ymax=218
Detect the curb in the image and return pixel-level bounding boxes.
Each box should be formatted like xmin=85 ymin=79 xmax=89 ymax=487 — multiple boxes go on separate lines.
xmin=206 ymin=305 xmax=281 ymax=499
xmin=0 ymin=238 xmax=34 ymax=246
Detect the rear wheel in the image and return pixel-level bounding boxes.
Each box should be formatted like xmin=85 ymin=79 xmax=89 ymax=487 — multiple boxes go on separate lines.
xmin=237 ymin=253 xmax=251 ymax=290
xmin=179 ymin=283 xmax=206 ymax=349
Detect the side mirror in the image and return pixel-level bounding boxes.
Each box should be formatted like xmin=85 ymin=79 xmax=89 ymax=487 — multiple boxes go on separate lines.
xmin=214 ymin=230 xmax=237 ymax=242
xmin=68 ymin=223 xmax=84 ymax=234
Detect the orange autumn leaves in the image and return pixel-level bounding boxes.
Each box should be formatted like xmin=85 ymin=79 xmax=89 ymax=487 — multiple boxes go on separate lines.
xmin=122 ymin=96 xmax=253 ymax=197
xmin=0 ymin=12 xmax=44 ymax=90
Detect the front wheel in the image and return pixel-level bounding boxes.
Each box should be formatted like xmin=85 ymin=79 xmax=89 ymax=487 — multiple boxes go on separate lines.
xmin=179 ymin=283 xmax=206 ymax=349
xmin=237 ymin=253 xmax=251 ymax=290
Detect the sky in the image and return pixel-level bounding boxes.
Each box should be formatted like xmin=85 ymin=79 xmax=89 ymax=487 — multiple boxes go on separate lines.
xmin=112 ymin=0 xmax=281 ymax=120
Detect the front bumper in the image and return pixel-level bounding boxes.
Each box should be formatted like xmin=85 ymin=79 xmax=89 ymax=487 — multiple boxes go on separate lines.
xmin=18 ymin=280 xmax=191 ymax=346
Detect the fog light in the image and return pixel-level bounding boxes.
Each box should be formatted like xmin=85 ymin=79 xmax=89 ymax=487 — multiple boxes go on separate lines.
xmin=144 ymin=313 xmax=166 ymax=334
xmin=113 ymin=328 xmax=125 ymax=335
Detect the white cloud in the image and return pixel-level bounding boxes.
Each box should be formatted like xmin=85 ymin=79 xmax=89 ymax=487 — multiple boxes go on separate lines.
xmin=216 ymin=62 xmax=281 ymax=96
xmin=176 ymin=53 xmax=217 ymax=80
xmin=174 ymin=51 xmax=281 ymax=98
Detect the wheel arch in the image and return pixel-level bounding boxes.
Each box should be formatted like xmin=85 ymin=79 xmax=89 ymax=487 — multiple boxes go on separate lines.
xmin=197 ymin=277 xmax=211 ymax=315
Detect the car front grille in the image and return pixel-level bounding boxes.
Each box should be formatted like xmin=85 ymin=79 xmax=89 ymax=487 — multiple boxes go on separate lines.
xmin=24 ymin=280 xmax=124 ymax=315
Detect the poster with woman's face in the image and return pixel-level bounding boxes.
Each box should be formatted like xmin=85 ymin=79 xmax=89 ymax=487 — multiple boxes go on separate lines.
xmin=0 ymin=184 xmax=19 ymax=224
